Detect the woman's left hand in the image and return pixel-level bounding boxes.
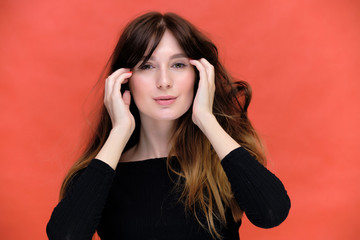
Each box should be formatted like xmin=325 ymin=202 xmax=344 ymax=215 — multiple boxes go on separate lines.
xmin=190 ymin=58 xmax=241 ymax=159
xmin=189 ymin=58 xmax=216 ymax=130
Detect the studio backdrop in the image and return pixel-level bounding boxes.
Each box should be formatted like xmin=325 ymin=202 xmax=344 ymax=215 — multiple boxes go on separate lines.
xmin=0 ymin=0 xmax=359 ymax=239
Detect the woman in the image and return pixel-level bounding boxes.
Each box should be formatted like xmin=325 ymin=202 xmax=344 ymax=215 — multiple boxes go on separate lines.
xmin=46 ymin=12 xmax=290 ymax=240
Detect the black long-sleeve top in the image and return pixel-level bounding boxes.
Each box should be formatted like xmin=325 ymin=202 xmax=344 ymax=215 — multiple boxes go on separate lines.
xmin=46 ymin=147 xmax=290 ymax=240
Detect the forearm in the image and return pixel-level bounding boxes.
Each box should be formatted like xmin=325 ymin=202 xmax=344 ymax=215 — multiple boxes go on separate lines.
xmin=95 ymin=127 xmax=130 ymax=170
xmin=47 ymin=160 xmax=115 ymax=239
xmin=197 ymin=114 xmax=240 ymax=160
xmin=221 ymin=147 xmax=291 ymax=228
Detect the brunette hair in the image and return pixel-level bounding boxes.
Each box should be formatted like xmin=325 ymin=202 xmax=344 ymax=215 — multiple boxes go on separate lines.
xmin=60 ymin=12 xmax=266 ymax=239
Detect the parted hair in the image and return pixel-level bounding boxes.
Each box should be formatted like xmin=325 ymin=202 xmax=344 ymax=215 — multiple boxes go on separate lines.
xmin=59 ymin=12 xmax=266 ymax=239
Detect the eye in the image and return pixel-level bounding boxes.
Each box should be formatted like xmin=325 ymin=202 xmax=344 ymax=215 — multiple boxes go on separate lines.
xmin=172 ymin=63 xmax=187 ymax=69
xmin=139 ymin=64 xmax=154 ymax=70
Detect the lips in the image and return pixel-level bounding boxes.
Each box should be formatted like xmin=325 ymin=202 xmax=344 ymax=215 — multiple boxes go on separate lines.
xmin=154 ymin=96 xmax=177 ymax=105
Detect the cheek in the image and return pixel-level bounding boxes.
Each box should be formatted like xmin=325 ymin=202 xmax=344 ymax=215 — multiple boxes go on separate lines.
xmin=128 ymin=78 xmax=135 ymax=93
xmin=185 ymin=72 xmax=196 ymax=95
xmin=128 ymin=77 xmax=146 ymax=103
xmin=129 ymin=75 xmax=149 ymax=91
xmin=129 ymin=72 xmax=155 ymax=91
xmin=179 ymin=72 xmax=196 ymax=103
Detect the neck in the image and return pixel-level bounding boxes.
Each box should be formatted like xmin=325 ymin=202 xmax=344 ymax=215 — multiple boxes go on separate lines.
xmin=131 ymin=116 xmax=176 ymax=160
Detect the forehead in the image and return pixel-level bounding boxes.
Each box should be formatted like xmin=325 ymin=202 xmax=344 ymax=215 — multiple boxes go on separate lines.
xmin=151 ymin=30 xmax=185 ymax=57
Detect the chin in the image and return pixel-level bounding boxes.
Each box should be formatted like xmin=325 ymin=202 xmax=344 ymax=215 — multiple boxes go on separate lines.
xmin=139 ymin=103 xmax=192 ymax=122
xmin=151 ymin=108 xmax=190 ymax=121
xmin=155 ymin=113 xmax=184 ymax=121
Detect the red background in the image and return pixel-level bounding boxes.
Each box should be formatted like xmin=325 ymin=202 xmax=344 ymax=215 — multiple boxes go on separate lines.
xmin=1 ymin=0 xmax=359 ymax=239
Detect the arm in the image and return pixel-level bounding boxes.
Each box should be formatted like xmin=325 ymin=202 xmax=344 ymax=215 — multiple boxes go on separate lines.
xmin=220 ymin=147 xmax=291 ymax=228
xmin=190 ymin=58 xmax=290 ymax=228
xmin=46 ymin=160 xmax=115 ymax=240
xmin=95 ymin=69 xmax=134 ymax=170
xmin=47 ymin=69 xmax=134 ymax=239
xmin=189 ymin=59 xmax=240 ymax=159
xmin=196 ymin=114 xmax=290 ymax=228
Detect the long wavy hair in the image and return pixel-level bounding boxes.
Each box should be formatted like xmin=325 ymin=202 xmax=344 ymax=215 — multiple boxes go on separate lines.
xmin=59 ymin=12 xmax=266 ymax=239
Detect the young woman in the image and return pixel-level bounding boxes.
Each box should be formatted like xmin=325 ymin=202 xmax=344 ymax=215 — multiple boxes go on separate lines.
xmin=46 ymin=12 xmax=290 ymax=240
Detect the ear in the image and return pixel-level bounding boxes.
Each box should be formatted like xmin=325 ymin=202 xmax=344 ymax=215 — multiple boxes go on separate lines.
xmin=123 ymin=90 xmax=131 ymax=106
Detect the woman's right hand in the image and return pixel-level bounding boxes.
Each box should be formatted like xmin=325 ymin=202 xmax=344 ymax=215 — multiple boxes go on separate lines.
xmin=104 ymin=68 xmax=135 ymax=140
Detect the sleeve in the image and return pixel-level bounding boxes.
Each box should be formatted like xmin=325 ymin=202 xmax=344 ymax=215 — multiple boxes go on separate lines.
xmin=46 ymin=159 xmax=116 ymax=240
xmin=221 ymin=147 xmax=291 ymax=228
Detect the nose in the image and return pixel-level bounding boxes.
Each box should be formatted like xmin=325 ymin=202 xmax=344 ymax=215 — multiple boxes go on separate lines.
xmin=156 ymin=68 xmax=172 ymax=89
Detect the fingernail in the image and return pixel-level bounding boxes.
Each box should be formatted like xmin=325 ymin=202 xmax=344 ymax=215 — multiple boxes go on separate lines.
xmin=128 ymin=71 xmax=132 ymax=74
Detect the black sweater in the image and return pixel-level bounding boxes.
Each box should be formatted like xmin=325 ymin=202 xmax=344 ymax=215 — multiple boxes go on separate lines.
xmin=46 ymin=147 xmax=290 ymax=240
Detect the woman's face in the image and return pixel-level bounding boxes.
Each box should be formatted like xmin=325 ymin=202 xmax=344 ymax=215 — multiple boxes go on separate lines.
xmin=129 ymin=30 xmax=195 ymax=122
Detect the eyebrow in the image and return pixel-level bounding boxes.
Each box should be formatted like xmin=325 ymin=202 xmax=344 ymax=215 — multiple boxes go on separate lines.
xmin=145 ymin=53 xmax=188 ymax=61
xmin=170 ymin=53 xmax=188 ymax=59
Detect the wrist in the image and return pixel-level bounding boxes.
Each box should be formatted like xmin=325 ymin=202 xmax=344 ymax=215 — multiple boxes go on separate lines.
xmin=196 ymin=114 xmax=240 ymax=160
xmin=110 ymin=126 xmax=133 ymax=139
xmin=195 ymin=113 xmax=217 ymax=134
xmin=95 ymin=127 xmax=132 ymax=170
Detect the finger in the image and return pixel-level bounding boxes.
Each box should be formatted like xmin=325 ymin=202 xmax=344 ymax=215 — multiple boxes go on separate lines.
xmin=199 ymin=58 xmax=215 ymax=85
xmin=121 ymin=71 xmax=132 ymax=84
xmin=109 ymin=68 xmax=130 ymax=79
xmin=189 ymin=59 xmax=207 ymax=87
xmin=105 ymin=68 xmax=129 ymax=98
xmin=113 ymin=72 xmax=132 ymax=96
xmin=105 ymin=76 xmax=115 ymax=102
